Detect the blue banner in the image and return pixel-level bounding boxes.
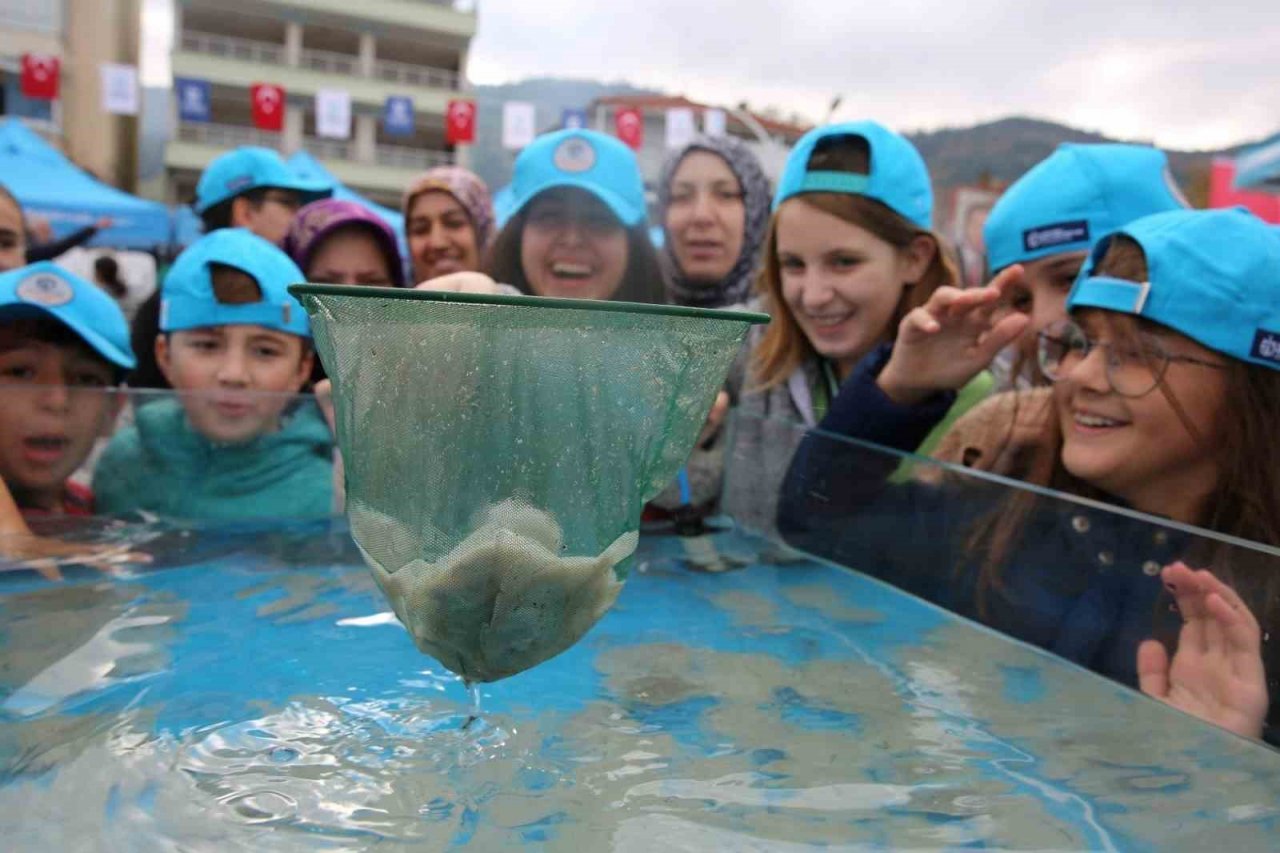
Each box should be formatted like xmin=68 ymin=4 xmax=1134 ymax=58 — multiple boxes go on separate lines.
xmin=561 ymin=108 xmax=588 ymax=130
xmin=383 ymin=96 xmax=415 ymax=136
xmin=175 ymin=77 xmax=211 ymax=123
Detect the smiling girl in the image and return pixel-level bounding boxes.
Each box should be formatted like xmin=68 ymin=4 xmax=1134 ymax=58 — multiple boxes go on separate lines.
xmin=723 ymin=122 xmax=987 ymax=527
xmin=485 ymin=129 xmax=664 ymax=304
xmin=780 ymin=208 xmax=1280 ymax=741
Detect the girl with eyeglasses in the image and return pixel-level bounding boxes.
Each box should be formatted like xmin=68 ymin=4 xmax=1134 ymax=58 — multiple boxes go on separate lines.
xmin=780 ymin=208 xmax=1280 ymax=743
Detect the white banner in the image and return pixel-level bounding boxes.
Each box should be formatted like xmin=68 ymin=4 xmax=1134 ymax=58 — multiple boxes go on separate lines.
xmin=502 ymin=101 xmax=536 ymax=150
xmin=99 ymin=63 xmax=139 ymax=116
xmin=665 ymin=108 xmax=696 ymax=150
xmin=316 ymin=89 xmax=352 ymax=140
xmin=703 ymin=108 xmax=727 ymax=138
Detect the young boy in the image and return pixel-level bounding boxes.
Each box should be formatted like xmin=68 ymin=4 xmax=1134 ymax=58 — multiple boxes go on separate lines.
xmin=195 ymin=146 xmax=332 ymax=246
xmin=92 ymin=229 xmax=333 ymax=521
xmin=0 ymin=261 xmax=135 ymax=516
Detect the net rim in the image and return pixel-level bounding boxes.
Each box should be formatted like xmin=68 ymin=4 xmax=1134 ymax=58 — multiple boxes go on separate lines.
xmin=288 ymin=284 xmax=770 ymax=325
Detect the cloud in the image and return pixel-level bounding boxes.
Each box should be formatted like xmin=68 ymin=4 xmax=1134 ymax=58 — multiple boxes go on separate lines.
xmin=468 ymin=0 xmax=1280 ymax=149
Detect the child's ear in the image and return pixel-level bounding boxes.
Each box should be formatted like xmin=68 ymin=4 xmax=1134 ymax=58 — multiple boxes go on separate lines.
xmin=294 ymin=346 xmax=315 ymax=392
xmin=154 ymin=334 xmax=174 ymax=386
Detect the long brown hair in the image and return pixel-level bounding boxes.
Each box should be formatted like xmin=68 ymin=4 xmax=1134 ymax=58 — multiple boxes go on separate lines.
xmin=750 ymin=138 xmax=957 ymax=390
xmin=485 ymin=203 xmax=665 ymax=305
xmin=970 ymin=236 xmax=1280 ymax=612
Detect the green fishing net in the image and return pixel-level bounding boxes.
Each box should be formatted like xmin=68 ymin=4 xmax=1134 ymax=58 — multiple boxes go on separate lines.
xmin=292 ymin=286 xmax=767 ymax=683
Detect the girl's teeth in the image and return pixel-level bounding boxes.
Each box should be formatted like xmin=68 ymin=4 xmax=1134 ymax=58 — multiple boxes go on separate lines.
xmin=1075 ymin=414 xmax=1122 ymax=428
xmin=552 ymin=263 xmax=592 ymax=277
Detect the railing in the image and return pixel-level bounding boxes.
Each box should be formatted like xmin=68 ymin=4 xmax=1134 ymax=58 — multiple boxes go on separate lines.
xmin=181 ymin=30 xmax=460 ymax=92
xmin=374 ymin=143 xmax=453 ymax=170
xmin=303 ymin=137 xmax=353 ymax=161
xmin=180 ymin=31 xmax=283 ymax=65
xmin=373 ymin=57 xmax=459 ymax=91
xmin=177 ymin=122 xmax=279 ymax=150
xmin=299 ymin=47 xmax=360 ymax=76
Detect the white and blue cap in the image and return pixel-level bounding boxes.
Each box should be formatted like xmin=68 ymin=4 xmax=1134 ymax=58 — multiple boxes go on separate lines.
xmin=508 ymin=129 xmax=646 ymax=227
xmin=985 ymin=143 xmax=1188 ymax=274
xmin=1067 ymin=207 xmax=1280 ymax=370
xmin=0 ymin=262 xmax=135 ymax=370
xmin=772 ymin=120 xmax=933 ymax=228
xmin=195 ymin=146 xmax=332 ymax=214
xmin=161 ymin=229 xmax=311 ymax=338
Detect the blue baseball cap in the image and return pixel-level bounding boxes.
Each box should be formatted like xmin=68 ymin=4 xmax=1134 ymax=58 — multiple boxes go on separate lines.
xmin=985 ymin=144 xmax=1188 ymax=274
xmin=0 ymin=262 xmax=134 ymax=370
xmin=161 ymin=229 xmax=311 ymax=338
xmin=195 ymin=146 xmax=332 ymax=214
xmin=508 ymin=129 xmax=646 ymax=227
xmin=1067 ymin=207 xmax=1280 ymax=370
xmin=773 ymin=121 xmax=933 ymax=228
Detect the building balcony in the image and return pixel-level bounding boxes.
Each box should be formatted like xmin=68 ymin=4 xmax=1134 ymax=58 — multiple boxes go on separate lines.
xmin=168 ymin=121 xmax=452 ymax=196
xmin=174 ymin=30 xmax=460 ymax=114
xmin=184 ymin=0 xmax=477 ymax=42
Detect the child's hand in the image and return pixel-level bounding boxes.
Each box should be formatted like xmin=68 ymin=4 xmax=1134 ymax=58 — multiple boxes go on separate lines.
xmin=877 ymin=265 xmax=1031 ymax=406
xmin=314 ymin=379 xmax=336 ymax=437
xmin=1138 ymin=562 xmax=1269 ymax=740
xmin=0 ymin=534 xmax=150 ymax=582
xmin=415 ymin=272 xmax=503 ymax=295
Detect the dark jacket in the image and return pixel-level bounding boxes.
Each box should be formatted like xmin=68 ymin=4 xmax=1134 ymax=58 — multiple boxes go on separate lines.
xmin=779 ymin=343 xmax=1280 ymax=742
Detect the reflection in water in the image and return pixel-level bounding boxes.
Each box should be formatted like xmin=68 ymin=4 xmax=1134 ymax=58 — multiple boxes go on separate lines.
xmin=0 ymin=527 xmax=1277 ymax=850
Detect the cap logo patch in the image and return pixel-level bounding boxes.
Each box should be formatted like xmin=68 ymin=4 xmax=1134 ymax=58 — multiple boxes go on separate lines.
xmin=1251 ymin=329 xmax=1280 ymax=364
xmin=553 ymin=137 xmax=596 ymax=173
xmin=16 ymin=272 xmax=74 ymax=307
xmin=226 ymin=174 xmax=255 ymax=193
xmin=1023 ymin=220 xmax=1089 ymax=252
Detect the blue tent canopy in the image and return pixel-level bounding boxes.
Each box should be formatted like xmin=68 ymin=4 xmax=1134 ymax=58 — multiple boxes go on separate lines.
xmin=286 ymin=151 xmax=404 ymax=235
xmin=1233 ymin=133 xmax=1280 ymax=191
xmin=0 ymin=117 xmax=172 ymax=249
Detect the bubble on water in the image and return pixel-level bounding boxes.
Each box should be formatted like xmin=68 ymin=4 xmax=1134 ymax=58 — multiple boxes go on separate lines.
xmin=221 ymin=790 xmax=298 ymax=824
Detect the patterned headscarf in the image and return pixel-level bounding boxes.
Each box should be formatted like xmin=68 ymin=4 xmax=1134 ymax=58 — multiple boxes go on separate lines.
xmin=401 ymin=166 xmax=496 ymax=253
xmin=284 ymin=199 xmax=406 ymax=287
xmin=657 ymin=135 xmax=772 ymax=308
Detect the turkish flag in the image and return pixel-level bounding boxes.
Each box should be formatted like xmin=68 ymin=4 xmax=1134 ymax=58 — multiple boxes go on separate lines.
xmin=615 ymin=107 xmax=643 ymax=150
xmin=250 ymin=83 xmax=285 ymax=132
xmin=445 ymin=99 xmax=476 ymax=145
xmin=20 ymin=54 xmax=60 ymax=101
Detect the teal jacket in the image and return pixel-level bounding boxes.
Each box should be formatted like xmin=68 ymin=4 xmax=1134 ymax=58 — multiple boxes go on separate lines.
xmin=93 ymin=397 xmax=334 ymax=521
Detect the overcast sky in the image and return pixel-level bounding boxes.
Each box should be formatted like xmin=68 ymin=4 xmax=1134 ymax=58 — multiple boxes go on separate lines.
xmin=141 ymin=0 xmax=1279 ymax=151
xmin=466 ymin=0 xmax=1280 ymax=151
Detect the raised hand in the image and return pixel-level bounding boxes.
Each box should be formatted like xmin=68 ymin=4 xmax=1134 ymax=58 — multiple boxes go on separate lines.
xmin=877 ymin=265 xmax=1031 ymax=406
xmin=415 ymin=272 xmax=504 ymax=294
xmin=1137 ymin=562 xmax=1269 ymax=740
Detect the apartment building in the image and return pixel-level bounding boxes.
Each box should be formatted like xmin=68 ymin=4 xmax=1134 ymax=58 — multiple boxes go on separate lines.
xmin=0 ymin=0 xmax=142 ymax=188
xmin=166 ymin=0 xmax=475 ymax=207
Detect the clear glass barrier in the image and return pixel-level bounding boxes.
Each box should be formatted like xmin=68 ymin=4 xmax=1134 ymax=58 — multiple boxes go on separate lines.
xmin=725 ymin=408 xmax=1280 ymax=743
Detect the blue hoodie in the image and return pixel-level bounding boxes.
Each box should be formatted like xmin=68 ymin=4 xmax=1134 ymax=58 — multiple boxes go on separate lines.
xmin=93 ymin=397 xmax=334 ymax=521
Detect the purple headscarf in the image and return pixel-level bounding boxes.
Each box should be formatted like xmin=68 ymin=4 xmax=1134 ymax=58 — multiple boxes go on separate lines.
xmin=401 ymin=166 xmax=496 ymax=253
xmin=285 ymin=199 xmax=406 ymax=287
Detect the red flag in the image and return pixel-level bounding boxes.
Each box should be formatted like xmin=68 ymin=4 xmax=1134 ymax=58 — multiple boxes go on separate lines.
xmin=614 ymin=108 xmax=645 ymax=151
xmin=445 ymin=99 xmax=477 ymax=145
xmin=250 ymin=83 xmax=285 ymax=132
xmin=20 ymin=54 xmax=60 ymax=101
xmin=614 ymin=107 xmax=643 ymax=150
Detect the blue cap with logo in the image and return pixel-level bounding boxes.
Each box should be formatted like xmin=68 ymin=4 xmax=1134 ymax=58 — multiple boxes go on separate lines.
xmin=985 ymin=143 xmax=1187 ymax=274
xmin=1067 ymin=207 xmax=1280 ymax=370
xmin=0 ymin=262 xmax=135 ymax=369
xmin=161 ymin=229 xmax=311 ymax=338
xmin=773 ymin=120 xmax=934 ymax=228
xmin=195 ymin=146 xmax=333 ymax=214
xmin=508 ymin=129 xmax=646 ymax=227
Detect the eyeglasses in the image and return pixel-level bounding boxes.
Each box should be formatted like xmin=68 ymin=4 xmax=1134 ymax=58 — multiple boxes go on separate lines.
xmin=525 ymin=205 xmax=620 ymax=236
xmin=1037 ymin=319 xmax=1227 ymax=398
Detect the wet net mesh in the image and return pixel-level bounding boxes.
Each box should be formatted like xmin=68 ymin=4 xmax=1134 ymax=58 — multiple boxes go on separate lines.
xmin=295 ymin=287 xmax=763 ymax=682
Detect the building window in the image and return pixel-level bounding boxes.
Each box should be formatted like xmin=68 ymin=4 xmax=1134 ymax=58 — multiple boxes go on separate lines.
xmin=0 ymin=0 xmax=63 ymax=33
xmin=0 ymin=71 xmax=54 ymax=122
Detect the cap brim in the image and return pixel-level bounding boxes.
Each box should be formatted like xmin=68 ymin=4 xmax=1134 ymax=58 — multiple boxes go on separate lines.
xmin=0 ymin=304 xmax=135 ymax=369
xmin=509 ymin=178 xmax=643 ymax=228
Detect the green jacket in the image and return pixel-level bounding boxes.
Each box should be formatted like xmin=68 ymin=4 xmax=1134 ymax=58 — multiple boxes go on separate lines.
xmin=93 ymin=397 xmax=334 ymax=521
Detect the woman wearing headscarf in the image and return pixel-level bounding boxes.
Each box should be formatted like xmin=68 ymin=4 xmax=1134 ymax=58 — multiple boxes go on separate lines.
xmin=657 ymin=135 xmax=771 ymax=309
xmin=402 ymin=166 xmax=495 ymax=285
xmin=285 ymin=199 xmax=406 ymax=288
